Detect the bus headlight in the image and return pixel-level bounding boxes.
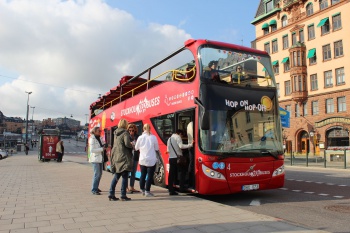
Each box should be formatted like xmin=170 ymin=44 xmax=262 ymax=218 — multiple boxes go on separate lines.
xmin=202 ymin=164 xmax=226 ymax=180
xmin=272 ymin=165 xmax=284 ymax=177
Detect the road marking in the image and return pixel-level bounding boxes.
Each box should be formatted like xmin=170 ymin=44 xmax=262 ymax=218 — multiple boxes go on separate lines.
xmin=334 ymin=196 xmax=344 ymax=198
xmin=305 ymin=181 xmax=312 ymax=183
xmin=304 ymin=192 xmax=314 ymax=194
xmin=295 ymin=180 xmax=303 ymax=182
xmin=326 ymin=183 xmax=335 ymax=186
xmin=339 ymin=185 xmax=347 ymax=187
xmin=279 ymin=188 xmax=288 ymax=190
xmin=249 ymin=200 xmax=261 ymax=206
xmin=292 ymin=190 xmax=302 ymax=192
xmin=316 ymin=182 xmax=324 ymax=184
xmin=287 ymin=179 xmax=294 ymax=181
xmin=318 ymin=193 xmax=329 ymax=196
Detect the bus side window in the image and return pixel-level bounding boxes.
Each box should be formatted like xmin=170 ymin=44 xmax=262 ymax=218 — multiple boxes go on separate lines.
xmin=130 ymin=121 xmax=143 ymax=135
xmin=150 ymin=114 xmax=176 ymax=144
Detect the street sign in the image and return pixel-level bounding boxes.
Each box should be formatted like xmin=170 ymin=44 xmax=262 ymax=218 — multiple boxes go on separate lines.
xmin=279 ymin=107 xmax=290 ymax=128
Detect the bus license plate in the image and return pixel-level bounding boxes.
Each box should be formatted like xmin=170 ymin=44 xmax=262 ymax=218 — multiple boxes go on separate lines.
xmin=242 ymin=184 xmax=259 ymax=191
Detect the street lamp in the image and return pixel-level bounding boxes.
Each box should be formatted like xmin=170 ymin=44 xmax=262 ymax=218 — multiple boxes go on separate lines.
xmin=30 ymin=106 xmax=35 ymax=141
xmin=309 ymin=129 xmax=315 ymax=156
xmin=25 ymin=91 xmax=32 ymax=146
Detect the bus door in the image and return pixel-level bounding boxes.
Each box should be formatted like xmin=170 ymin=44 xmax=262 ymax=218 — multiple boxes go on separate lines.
xmin=103 ymin=126 xmax=117 ymax=171
xmin=175 ymin=109 xmax=195 ymax=190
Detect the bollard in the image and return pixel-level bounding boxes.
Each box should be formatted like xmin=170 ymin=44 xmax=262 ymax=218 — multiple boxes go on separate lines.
xmin=306 ymin=152 xmax=309 ymax=167
xmin=324 ymin=150 xmax=327 ymax=168
xmin=344 ymin=149 xmax=347 ymax=169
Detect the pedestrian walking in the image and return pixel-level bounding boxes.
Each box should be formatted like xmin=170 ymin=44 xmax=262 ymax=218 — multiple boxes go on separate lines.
xmin=167 ymin=129 xmax=193 ymax=195
xmin=89 ymin=126 xmax=106 ymax=195
xmin=126 ymin=123 xmax=140 ymax=193
xmin=108 ymin=119 xmax=133 ymax=201
xmin=25 ymin=144 xmax=29 ymax=155
xmin=56 ymin=140 xmax=64 ymax=162
xmin=135 ymin=123 xmax=159 ymax=197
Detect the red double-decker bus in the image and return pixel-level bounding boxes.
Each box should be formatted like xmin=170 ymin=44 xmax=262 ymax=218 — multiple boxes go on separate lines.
xmin=88 ymin=39 xmax=284 ymax=195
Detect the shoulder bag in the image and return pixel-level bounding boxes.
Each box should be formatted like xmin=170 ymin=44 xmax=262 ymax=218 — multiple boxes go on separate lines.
xmin=170 ymin=137 xmax=187 ymax=167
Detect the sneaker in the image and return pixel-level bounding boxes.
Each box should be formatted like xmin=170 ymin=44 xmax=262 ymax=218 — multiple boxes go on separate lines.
xmin=92 ymin=191 xmax=101 ymax=195
xmin=145 ymin=192 xmax=154 ymax=197
xmin=120 ymin=196 xmax=131 ymax=201
xmin=141 ymin=190 xmax=145 ymax=196
xmin=169 ymin=191 xmax=178 ymax=196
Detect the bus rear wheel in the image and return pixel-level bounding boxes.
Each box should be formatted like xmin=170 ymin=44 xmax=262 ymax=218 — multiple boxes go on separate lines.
xmin=153 ymin=161 xmax=165 ymax=187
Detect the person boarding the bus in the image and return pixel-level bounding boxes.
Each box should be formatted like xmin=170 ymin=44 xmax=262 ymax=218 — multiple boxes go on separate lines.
xmin=167 ymin=129 xmax=193 ymax=195
xmin=89 ymin=126 xmax=107 ymax=195
xmin=56 ymin=140 xmax=64 ymax=162
xmin=203 ymin=60 xmax=220 ymax=82
xmin=135 ymin=124 xmax=159 ymax=197
xmin=126 ymin=123 xmax=140 ymax=193
xmin=108 ymin=119 xmax=133 ymax=201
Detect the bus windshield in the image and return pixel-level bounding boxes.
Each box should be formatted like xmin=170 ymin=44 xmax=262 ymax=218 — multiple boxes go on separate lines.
xmin=199 ymin=46 xmax=275 ymax=87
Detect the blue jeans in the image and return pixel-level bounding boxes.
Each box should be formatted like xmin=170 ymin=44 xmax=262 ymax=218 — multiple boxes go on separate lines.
xmin=91 ymin=163 xmax=103 ymax=193
xmin=109 ymin=171 xmax=129 ymax=198
xmin=139 ymin=165 xmax=155 ymax=192
xmin=130 ymin=160 xmax=138 ymax=187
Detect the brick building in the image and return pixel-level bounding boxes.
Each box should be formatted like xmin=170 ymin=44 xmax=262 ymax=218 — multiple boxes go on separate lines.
xmin=252 ymin=0 xmax=349 ymax=155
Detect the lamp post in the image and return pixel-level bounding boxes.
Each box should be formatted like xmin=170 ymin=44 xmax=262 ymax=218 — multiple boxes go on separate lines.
xmin=309 ymin=129 xmax=315 ymax=156
xmin=30 ymin=106 xmax=35 ymax=141
xmin=25 ymin=91 xmax=32 ymax=146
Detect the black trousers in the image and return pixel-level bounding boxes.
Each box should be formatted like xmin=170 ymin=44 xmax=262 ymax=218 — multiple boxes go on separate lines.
xmin=57 ymin=152 xmax=63 ymax=162
xmin=168 ymin=158 xmax=177 ymax=193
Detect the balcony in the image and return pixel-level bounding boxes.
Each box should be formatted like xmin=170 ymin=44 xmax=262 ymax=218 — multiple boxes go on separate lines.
xmin=291 ymin=90 xmax=308 ymax=102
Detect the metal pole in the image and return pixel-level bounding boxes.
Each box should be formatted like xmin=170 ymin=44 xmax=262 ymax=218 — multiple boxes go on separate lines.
xmin=31 ymin=106 xmax=35 ymax=142
xmin=306 ymin=151 xmax=309 ymax=167
xmin=291 ymin=151 xmax=293 ymax=166
xmin=25 ymin=91 xmax=32 ymax=146
xmin=344 ymin=149 xmax=347 ymax=169
xmin=324 ymin=150 xmax=327 ymax=168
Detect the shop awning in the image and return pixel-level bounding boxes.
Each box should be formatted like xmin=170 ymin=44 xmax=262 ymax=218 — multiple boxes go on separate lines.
xmin=262 ymin=23 xmax=269 ymax=29
xmin=281 ymin=57 xmax=289 ymax=63
xmin=269 ymin=19 xmax=277 ymax=25
xmin=262 ymin=68 xmax=266 ymax=71
xmin=307 ymin=48 xmax=316 ymax=58
xmin=317 ymin=17 xmax=329 ymax=27
xmin=332 ymin=12 xmax=340 ymax=17
xmin=272 ymin=60 xmax=278 ymax=66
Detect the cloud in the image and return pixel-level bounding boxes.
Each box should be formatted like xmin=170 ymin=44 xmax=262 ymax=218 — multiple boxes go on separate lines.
xmin=0 ymin=0 xmax=191 ymax=123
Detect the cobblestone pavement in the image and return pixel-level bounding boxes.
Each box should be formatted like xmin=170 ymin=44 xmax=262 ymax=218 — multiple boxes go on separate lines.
xmin=0 ymin=152 xmax=328 ymax=233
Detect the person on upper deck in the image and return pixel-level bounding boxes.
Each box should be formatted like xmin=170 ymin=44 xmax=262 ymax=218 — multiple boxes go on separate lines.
xmin=203 ymin=60 xmax=220 ymax=82
xmin=231 ymin=65 xmax=246 ymax=84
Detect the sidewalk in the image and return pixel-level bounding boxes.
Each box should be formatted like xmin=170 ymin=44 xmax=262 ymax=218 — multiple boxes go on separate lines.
xmin=0 ymin=152 xmax=328 ymax=233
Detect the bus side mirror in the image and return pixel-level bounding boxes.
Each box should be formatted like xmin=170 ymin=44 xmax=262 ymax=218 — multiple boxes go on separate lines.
xmin=195 ymin=97 xmax=210 ymax=130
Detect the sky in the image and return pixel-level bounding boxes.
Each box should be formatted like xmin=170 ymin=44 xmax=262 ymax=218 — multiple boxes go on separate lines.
xmin=0 ymin=0 xmax=260 ymax=125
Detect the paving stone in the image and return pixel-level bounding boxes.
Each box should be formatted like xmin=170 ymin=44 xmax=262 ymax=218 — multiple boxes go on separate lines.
xmin=9 ymin=228 xmax=38 ymax=233
xmin=80 ymin=226 xmax=109 ymax=233
xmin=37 ymin=224 xmax=65 ymax=233
xmin=25 ymin=221 xmax=51 ymax=228
xmin=50 ymin=218 xmax=75 ymax=225
xmin=63 ymin=222 xmax=91 ymax=230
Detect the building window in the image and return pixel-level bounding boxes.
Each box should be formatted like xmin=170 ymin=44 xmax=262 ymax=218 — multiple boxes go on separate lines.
xmin=303 ymin=102 xmax=308 ymax=116
xmin=264 ymin=43 xmax=270 ymax=54
xmin=312 ymin=101 xmax=319 ymax=115
xmin=271 ymin=24 xmax=277 ymax=32
xmin=336 ymin=67 xmax=345 ymax=85
xmin=334 ymin=40 xmax=343 ymax=58
xmin=277 ymin=83 xmax=280 ymax=97
xmin=266 ymin=0 xmax=274 ymax=13
xmin=331 ymin=0 xmax=340 ymax=5
xmin=292 ymin=33 xmax=297 ymax=45
xmin=322 ymin=44 xmax=331 ymax=60
xmin=309 ymin=55 xmax=316 ymax=65
xmin=293 ymin=75 xmax=304 ymax=91
xmin=307 ymin=48 xmax=316 ymax=65
xmin=282 ymin=15 xmax=288 ymax=27
xmin=295 ymin=104 xmax=300 ymax=117
xmin=310 ymin=74 xmax=318 ymax=90
xmin=306 ymin=3 xmax=313 ymax=16
xmin=326 ymin=98 xmax=334 ymax=113
xmin=263 ymin=28 xmax=269 ymax=35
xmin=273 ymin=63 xmax=279 ymax=74
xmin=324 ymin=70 xmax=333 ymax=87
xmin=292 ymin=51 xmax=304 ymax=67
xmin=299 ymin=30 xmax=304 ymax=43
xmin=332 ymin=14 xmax=342 ymax=30
xmin=285 ymin=80 xmax=291 ymax=95
xmin=286 ymin=105 xmax=291 ymax=113
xmin=283 ymin=35 xmax=289 ymax=49
xmin=319 ymin=0 xmax=328 ymax=10
xmin=246 ymin=112 xmax=251 ymax=123
xmin=321 ymin=19 xmax=330 ymax=35
xmin=272 ymin=40 xmax=278 ymax=53
xmin=284 ymin=60 xmax=290 ymax=72
xmin=308 ymin=24 xmax=315 ymax=40
xmin=338 ymin=96 xmax=346 ymax=112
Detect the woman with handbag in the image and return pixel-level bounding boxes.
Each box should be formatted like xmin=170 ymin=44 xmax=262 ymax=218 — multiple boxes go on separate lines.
xmin=167 ymin=129 xmax=193 ymax=195
xmin=134 ymin=124 xmax=159 ymax=197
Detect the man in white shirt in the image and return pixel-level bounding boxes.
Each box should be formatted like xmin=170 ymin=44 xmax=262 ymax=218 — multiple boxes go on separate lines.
xmin=167 ymin=129 xmax=193 ymax=195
